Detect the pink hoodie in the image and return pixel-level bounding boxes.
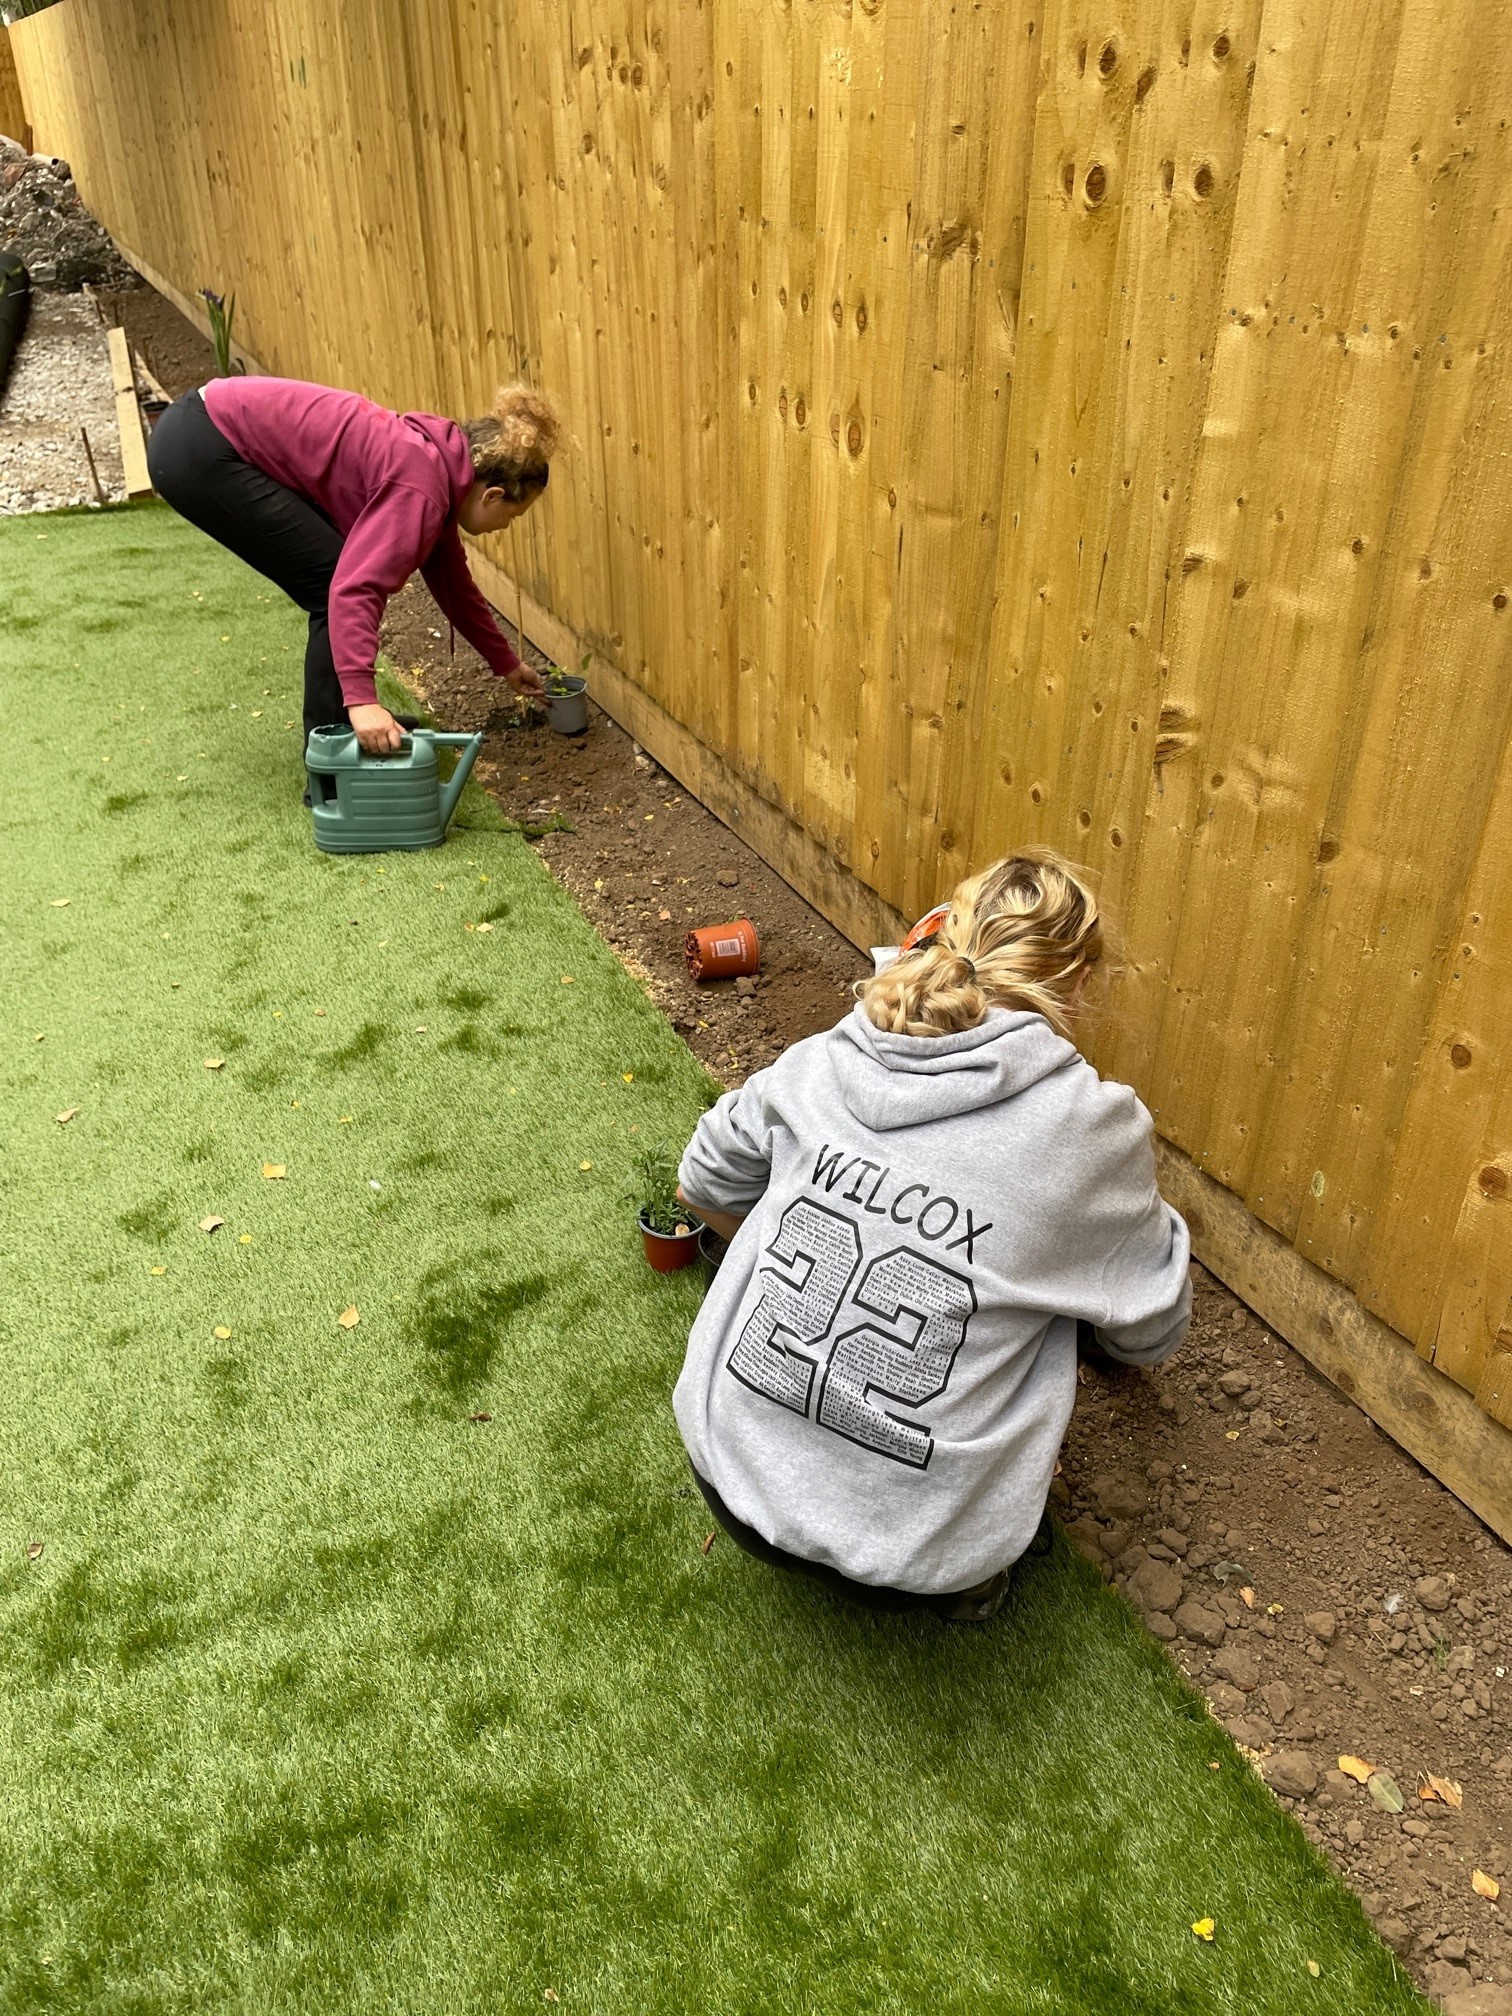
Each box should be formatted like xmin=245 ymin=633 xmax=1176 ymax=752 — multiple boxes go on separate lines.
xmin=201 ymin=377 xmax=523 ymax=709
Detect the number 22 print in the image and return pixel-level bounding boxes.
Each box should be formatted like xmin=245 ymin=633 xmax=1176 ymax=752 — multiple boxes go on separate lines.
xmin=726 ymin=1196 xmax=977 ymax=1468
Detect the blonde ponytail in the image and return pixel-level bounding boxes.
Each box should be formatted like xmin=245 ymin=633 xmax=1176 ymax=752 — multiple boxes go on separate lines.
xmin=858 ymin=850 xmax=1104 ymax=1041
xmin=461 ymin=384 xmax=562 ymax=499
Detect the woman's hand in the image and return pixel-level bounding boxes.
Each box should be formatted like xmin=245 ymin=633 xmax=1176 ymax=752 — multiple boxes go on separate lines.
xmin=349 ymin=703 xmax=407 ymax=754
xmin=677 ymin=1185 xmax=745 ymax=1244
xmin=503 ymin=662 xmax=547 ymax=701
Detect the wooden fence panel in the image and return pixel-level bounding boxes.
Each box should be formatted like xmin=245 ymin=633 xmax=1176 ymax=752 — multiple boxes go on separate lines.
xmin=10 ymin=0 xmax=1511 ymax=1520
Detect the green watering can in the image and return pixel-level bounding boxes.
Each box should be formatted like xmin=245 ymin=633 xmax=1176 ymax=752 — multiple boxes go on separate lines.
xmin=304 ymin=727 xmax=484 ymax=854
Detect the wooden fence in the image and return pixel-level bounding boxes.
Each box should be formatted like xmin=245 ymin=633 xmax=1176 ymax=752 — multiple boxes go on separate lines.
xmin=0 ymin=27 xmax=29 ymax=148
xmin=11 ymin=0 xmax=1512 ymax=1531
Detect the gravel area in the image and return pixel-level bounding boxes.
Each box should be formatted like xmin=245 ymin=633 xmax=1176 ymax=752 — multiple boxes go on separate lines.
xmin=0 ymin=289 xmax=125 ymax=511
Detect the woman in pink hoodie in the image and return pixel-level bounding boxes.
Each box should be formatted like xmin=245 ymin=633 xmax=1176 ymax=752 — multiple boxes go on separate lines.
xmin=147 ymin=378 xmax=557 ymax=767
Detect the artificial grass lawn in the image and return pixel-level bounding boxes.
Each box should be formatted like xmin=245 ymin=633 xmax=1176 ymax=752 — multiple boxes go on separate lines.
xmin=0 ymin=503 xmax=1424 ymax=2016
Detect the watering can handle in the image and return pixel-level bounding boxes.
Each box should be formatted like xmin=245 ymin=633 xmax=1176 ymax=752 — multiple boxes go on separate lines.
xmin=390 ymin=730 xmax=480 ymax=750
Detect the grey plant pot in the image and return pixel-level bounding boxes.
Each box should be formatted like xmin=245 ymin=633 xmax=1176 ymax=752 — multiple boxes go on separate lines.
xmin=544 ymin=675 xmax=588 ymax=736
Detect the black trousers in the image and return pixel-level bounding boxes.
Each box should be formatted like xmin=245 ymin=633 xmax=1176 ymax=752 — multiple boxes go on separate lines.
xmin=691 ymin=1464 xmax=1017 ymax=1621
xmin=147 ymin=391 xmax=349 ymax=744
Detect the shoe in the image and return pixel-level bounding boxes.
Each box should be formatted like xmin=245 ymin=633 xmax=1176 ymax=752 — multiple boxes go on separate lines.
xmin=934 ymin=1566 xmax=1012 ymax=1625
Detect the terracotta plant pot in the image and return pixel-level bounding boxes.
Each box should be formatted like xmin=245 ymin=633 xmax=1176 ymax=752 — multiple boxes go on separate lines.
xmin=639 ymin=1208 xmax=700 ymax=1272
xmin=901 ymin=901 xmax=950 ymax=952
xmin=684 ymin=917 xmax=760 ymax=981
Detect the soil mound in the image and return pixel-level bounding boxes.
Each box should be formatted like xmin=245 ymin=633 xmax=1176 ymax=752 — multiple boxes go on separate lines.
xmin=0 ymin=136 xmax=137 ymax=290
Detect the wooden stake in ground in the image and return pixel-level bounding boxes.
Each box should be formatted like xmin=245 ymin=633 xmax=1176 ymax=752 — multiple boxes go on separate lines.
xmin=78 ymin=425 xmax=105 ymax=505
xmin=105 ymin=325 xmax=151 ymax=498
xmin=509 ymin=521 xmax=527 ymax=664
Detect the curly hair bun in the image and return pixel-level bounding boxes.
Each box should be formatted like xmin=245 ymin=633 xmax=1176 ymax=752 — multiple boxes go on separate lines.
xmin=858 ymin=848 xmax=1104 ymax=1040
xmin=492 ymin=384 xmax=561 ymax=467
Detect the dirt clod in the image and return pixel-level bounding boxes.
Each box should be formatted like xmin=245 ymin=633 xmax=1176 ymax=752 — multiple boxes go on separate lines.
xmin=1262 ymin=1750 xmax=1320 ymax=1799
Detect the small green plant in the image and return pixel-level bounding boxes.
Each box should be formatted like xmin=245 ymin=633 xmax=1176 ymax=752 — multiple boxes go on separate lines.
xmin=625 ymin=1138 xmax=692 ymax=1236
xmin=542 ymin=653 xmax=590 ymax=697
xmin=199 ymin=288 xmax=238 ymax=377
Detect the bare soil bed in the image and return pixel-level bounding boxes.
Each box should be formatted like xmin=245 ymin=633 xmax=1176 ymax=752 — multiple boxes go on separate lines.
xmin=384 ymin=577 xmax=1512 ymax=2014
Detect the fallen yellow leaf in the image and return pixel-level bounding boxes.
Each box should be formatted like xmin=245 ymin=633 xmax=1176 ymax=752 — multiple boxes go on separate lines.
xmin=1420 ymin=1773 xmax=1464 ymax=1808
xmin=204 ymin=1058 xmax=225 ymax=1071
xmin=213 ymin=1326 xmax=232 ymax=1341
xmin=314 ymin=1007 xmax=327 ymax=1017
xmin=338 ymin=1115 xmax=354 ymax=1124
xmin=560 ymin=975 xmax=575 ymax=986
xmin=476 ymin=922 xmax=494 ymax=934
xmin=238 ymin=1233 xmax=253 ymax=1245
xmin=1337 ymin=1756 xmax=1376 ymax=1784
xmin=1239 ymin=1586 xmax=1255 ymax=1608
xmin=199 ymin=1215 xmax=225 ymax=1234
xmin=150 ymin=1265 xmax=167 ymax=1276
xmin=261 ymin=1163 xmax=286 ymax=1180
xmin=1266 ymin=1602 xmax=1285 ymax=1616
xmin=55 ymin=1107 xmax=80 ymax=1125
xmin=579 ymin=1160 xmax=593 ymax=1173
xmin=622 ymin=1073 xmax=634 ymax=1084
xmin=50 ymin=897 xmax=70 ymax=908
xmin=1191 ymin=1918 xmax=1215 ymax=1942
xmin=1307 ymin=1960 xmax=1321 ymax=1978
xmin=337 ymin=1306 xmax=360 ymax=1330
xmin=1472 ymin=1869 xmax=1501 ymax=1901
xmin=1224 ymin=1429 xmax=1240 ymax=1441
xmin=251 ymin=710 xmax=263 ymax=718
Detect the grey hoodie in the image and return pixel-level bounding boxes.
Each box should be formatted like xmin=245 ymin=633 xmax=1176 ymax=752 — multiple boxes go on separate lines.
xmin=674 ymin=1005 xmax=1190 ymax=1594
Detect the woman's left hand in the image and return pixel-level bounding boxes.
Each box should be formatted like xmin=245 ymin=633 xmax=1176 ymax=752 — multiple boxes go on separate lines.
xmin=503 ymin=662 xmax=547 ymax=700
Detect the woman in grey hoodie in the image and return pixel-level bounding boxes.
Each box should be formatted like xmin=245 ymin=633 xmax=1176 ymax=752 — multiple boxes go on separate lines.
xmin=674 ymin=850 xmax=1191 ymax=1622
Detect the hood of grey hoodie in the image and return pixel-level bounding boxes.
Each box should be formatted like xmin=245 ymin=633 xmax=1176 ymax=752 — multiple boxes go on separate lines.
xmin=826 ymin=1003 xmax=1082 ymax=1131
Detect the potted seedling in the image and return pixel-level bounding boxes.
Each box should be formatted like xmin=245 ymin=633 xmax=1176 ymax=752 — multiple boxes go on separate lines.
xmin=626 ymin=1139 xmax=700 ymax=1272
xmin=541 ymin=654 xmax=590 ymax=736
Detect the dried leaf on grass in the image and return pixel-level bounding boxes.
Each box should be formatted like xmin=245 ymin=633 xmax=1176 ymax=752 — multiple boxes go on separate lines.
xmin=261 ymin=1163 xmax=286 ymax=1180
xmin=337 ymin=1306 xmax=360 ymax=1330
xmin=1472 ymin=1869 xmax=1500 ymax=1901
xmin=1337 ymin=1756 xmax=1376 ymax=1784
xmin=701 ymin=1532 xmax=717 ymax=1556
xmin=150 ymin=1265 xmax=167 ymax=1276
xmin=1367 ymin=1771 xmax=1404 ymax=1813
xmin=199 ymin=1215 xmax=224 ymax=1235
xmin=55 ymin=1107 xmax=80 ymax=1125
xmin=1239 ymin=1586 xmax=1255 ymax=1608
xmin=1419 ymin=1773 xmax=1463 ymax=1809
xmin=212 ymin=1326 xmax=232 ymax=1341
xmin=50 ymin=897 xmax=70 ymax=908
xmin=1306 ymin=1960 xmax=1321 ymax=1978
xmin=204 ymin=1058 xmax=225 ymax=1071
xmin=1190 ymin=1918 xmax=1215 ymax=1942
xmin=469 ymin=1412 xmax=492 ymax=1424
xmin=26 ymin=1541 xmax=44 ymax=1562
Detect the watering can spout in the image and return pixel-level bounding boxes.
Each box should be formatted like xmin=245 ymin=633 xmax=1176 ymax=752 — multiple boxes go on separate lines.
xmin=433 ymin=731 xmax=485 ymax=832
